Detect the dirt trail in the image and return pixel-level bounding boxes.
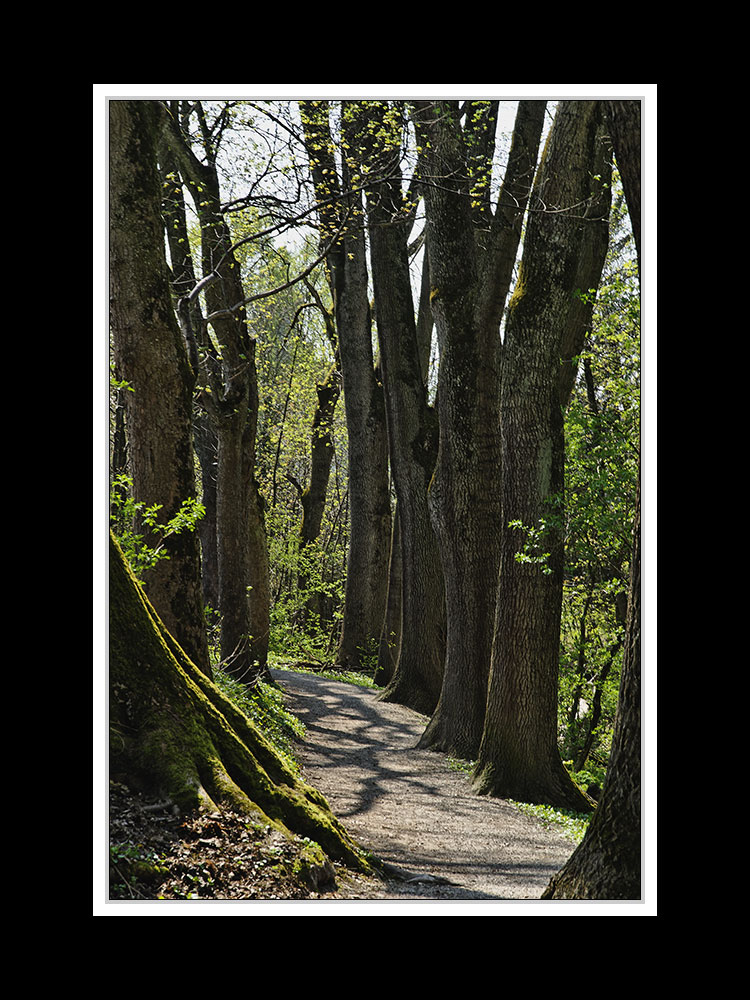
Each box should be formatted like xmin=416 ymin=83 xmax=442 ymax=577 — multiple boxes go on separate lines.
xmin=273 ymin=668 xmax=577 ymax=903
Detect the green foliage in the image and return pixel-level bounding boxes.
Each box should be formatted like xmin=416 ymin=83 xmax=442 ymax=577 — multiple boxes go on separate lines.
xmin=110 ymin=841 xmax=170 ymax=897
xmin=557 ymin=179 xmax=639 ymax=769
xmin=230 ymin=228 xmax=349 ymax=662
xmin=266 ymin=526 xmax=346 ymax=661
xmin=211 ymin=666 xmax=306 ymax=773
xmin=109 ymin=364 xmax=133 ymax=394
xmin=564 ymin=760 xmax=606 ymax=793
xmin=510 ymin=800 xmax=591 ymax=845
xmin=558 ymin=579 xmax=624 ymax=754
xmin=109 ymin=474 xmax=205 ymax=584
xmin=508 ymin=516 xmax=556 ymax=574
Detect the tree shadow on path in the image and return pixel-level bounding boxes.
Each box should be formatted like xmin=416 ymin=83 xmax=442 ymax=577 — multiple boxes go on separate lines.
xmin=273 ymin=669 xmax=576 ymax=901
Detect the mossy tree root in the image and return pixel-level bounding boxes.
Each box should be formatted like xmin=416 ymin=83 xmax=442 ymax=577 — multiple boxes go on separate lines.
xmin=109 ymin=532 xmax=369 ymax=872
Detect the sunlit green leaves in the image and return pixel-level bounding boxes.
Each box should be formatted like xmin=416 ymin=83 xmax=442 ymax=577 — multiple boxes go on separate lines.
xmin=109 ymin=474 xmax=206 ymax=584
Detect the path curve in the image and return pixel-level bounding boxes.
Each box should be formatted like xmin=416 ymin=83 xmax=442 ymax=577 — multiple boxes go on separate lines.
xmin=273 ymin=668 xmax=576 ymax=902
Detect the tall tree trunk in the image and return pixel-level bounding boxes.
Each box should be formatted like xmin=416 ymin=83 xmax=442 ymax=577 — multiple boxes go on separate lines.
xmin=291 ymin=358 xmax=342 ymax=623
xmin=374 ymin=509 xmax=402 ymax=687
xmin=299 ymin=363 xmax=342 ymax=551
xmin=605 ymin=101 xmax=641 ymax=268
xmin=543 ymin=99 xmax=642 ymax=898
xmin=109 ymin=99 xmax=211 ymax=678
xmin=192 ymin=412 xmax=219 ymax=614
xmin=413 ymin=99 xmax=546 ymax=758
xmin=160 ymin=101 xmax=270 ymax=684
xmin=348 ymin=100 xmax=446 ymax=714
xmin=557 ymin=115 xmax=613 ymax=407
xmin=300 ymin=101 xmax=391 ymax=670
xmin=159 ymin=137 xmax=219 ymax=614
xmin=333 ymin=208 xmax=391 ymax=668
xmin=474 ymin=101 xmax=604 ymax=810
xmin=375 ymin=244 xmax=434 ymax=687
xmin=295 ymin=286 xmax=342 ymax=558
xmin=109 ymin=385 xmax=129 ymax=523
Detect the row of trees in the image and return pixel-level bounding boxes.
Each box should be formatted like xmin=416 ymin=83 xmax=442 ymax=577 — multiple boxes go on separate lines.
xmin=109 ymin=96 xmax=642 ymax=898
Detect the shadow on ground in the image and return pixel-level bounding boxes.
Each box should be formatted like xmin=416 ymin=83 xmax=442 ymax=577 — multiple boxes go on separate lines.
xmin=272 ymin=669 xmax=575 ymax=901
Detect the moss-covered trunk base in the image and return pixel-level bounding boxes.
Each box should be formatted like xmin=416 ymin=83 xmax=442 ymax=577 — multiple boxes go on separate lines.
xmin=109 ymin=532 xmax=370 ymax=874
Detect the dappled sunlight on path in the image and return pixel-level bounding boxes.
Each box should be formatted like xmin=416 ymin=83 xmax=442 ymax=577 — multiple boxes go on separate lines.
xmin=273 ymin=669 xmax=576 ymax=901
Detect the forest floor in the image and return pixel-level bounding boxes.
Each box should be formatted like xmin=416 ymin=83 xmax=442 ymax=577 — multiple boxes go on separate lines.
xmin=107 ymin=668 xmax=579 ymax=909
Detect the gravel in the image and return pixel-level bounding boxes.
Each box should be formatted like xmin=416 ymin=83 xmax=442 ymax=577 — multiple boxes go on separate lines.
xmin=273 ymin=668 xmax=578 ymax=907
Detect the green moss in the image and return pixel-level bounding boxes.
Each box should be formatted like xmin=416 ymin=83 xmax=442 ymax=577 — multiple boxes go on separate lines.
xmin=292 ymin=838 xmax=336 ymax=891
xmin=507 ymin=262 xmax=528 ymax=316
xmin=110 ymin=532 xmax=372 ymax=874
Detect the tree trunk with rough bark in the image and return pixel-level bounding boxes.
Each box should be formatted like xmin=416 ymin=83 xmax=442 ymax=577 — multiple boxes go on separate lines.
xmin=160 ymin=100 xmax=270 ymax=684
xmin=299 ymin=364 xmax=342 ymax=551
xmin=374 ymin=510 xmax=402 ymax=687
xmin=474 ymin=101 xmax=604 ymax=811
xmin=348 ymin=100 xmax=446 ymax=714
xmin=333 ymin=216 xmax=391 ymax=669
xmin=300 ymin=101 xmax=391 ymax=671
xmin=557 ymin=111 xmax=612 ymax=407
xmin=605 ymin=101 xmax=641 ymax=267
xmin=192 ymin=413 xmax=219 ymax=614
xmin=413 ymin=99 xmax=546 ymax=758
xmin=374 ymin=248 xmax=435 ymax=688
xmin=290 ymin=358 xmax=342 ymax=624
xmin=109 ymin=99 xmax=211 ymax=678
xmin=159 ymin=137 xmax=220 ymax=614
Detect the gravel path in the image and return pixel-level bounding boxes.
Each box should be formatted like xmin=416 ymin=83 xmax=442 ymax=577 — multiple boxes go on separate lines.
xmin=273 ymin=668 xmax=577 ymax=904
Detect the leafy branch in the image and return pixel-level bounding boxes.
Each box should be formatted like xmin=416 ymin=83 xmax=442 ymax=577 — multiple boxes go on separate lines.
xmin=110 ymin=475 xmax=205 ymax=583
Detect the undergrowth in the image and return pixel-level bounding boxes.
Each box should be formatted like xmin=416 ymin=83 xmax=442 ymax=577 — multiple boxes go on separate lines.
xmin=212 ymin=663 xmax=306 ymax=773
xmin=509 ymin=801 xmax=590 ymax=844
xmin=272 ymin=657 xmax=377 ymax=690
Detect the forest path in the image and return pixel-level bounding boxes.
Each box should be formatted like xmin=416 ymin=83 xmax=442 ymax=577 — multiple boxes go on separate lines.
xmin=272 ymin=668 xmax=577 ymax=902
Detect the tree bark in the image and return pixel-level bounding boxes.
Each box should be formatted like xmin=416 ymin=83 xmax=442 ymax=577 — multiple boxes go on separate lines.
xmin=542 ymin=99 xmax=643 ymax=898
xmin=413 ymin=99 xmax=546 ymax=757
xmin=159 ymin=136 xmax=220 ymax=613
xmin=292 ymin=358 xmax=342 ymax=624
xmin=300 ymin=101 xmax=391 ymax=670
xmin=109 ymin=99 xmax=211 ymax=678
xmin=192 ymin=412 xmax=219 ymax=614
xmin=109 ymin=531 xmax=369 ymax=871
xmin=348 ymin=100 xmax=446 ymax=714
xmin=375 ymin=242 xmax=435 ymax=687
xmin=474 ymin=101 xmax=604 ymax=810
xmin=374 ymin=509 xmax=402 ymax=686
xmin=605 ymin=101 xmax=641 ymax=267
xmin=299 ymin=364 xmax=342 ymax=550
xmin=160 ymin=100 xmax=270 ymax=684
xmin=294 ymin=284 xmax=342 ymax=574
xmin=557 ymin=113 xmax=613 ymax=407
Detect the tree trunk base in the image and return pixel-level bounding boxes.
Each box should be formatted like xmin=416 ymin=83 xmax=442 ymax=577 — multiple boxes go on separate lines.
xmin=110 ymin=533 xmax=370 ymax=872
xmin=416 ymin=709 xmax=482 ymax=762
xmin=541 ymin=810 xmax=640 ymax=899
xmin=472 ymin=759 xmax=594 ymax=814
xmin=377 ymin=675 xmax=438 ymax=718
